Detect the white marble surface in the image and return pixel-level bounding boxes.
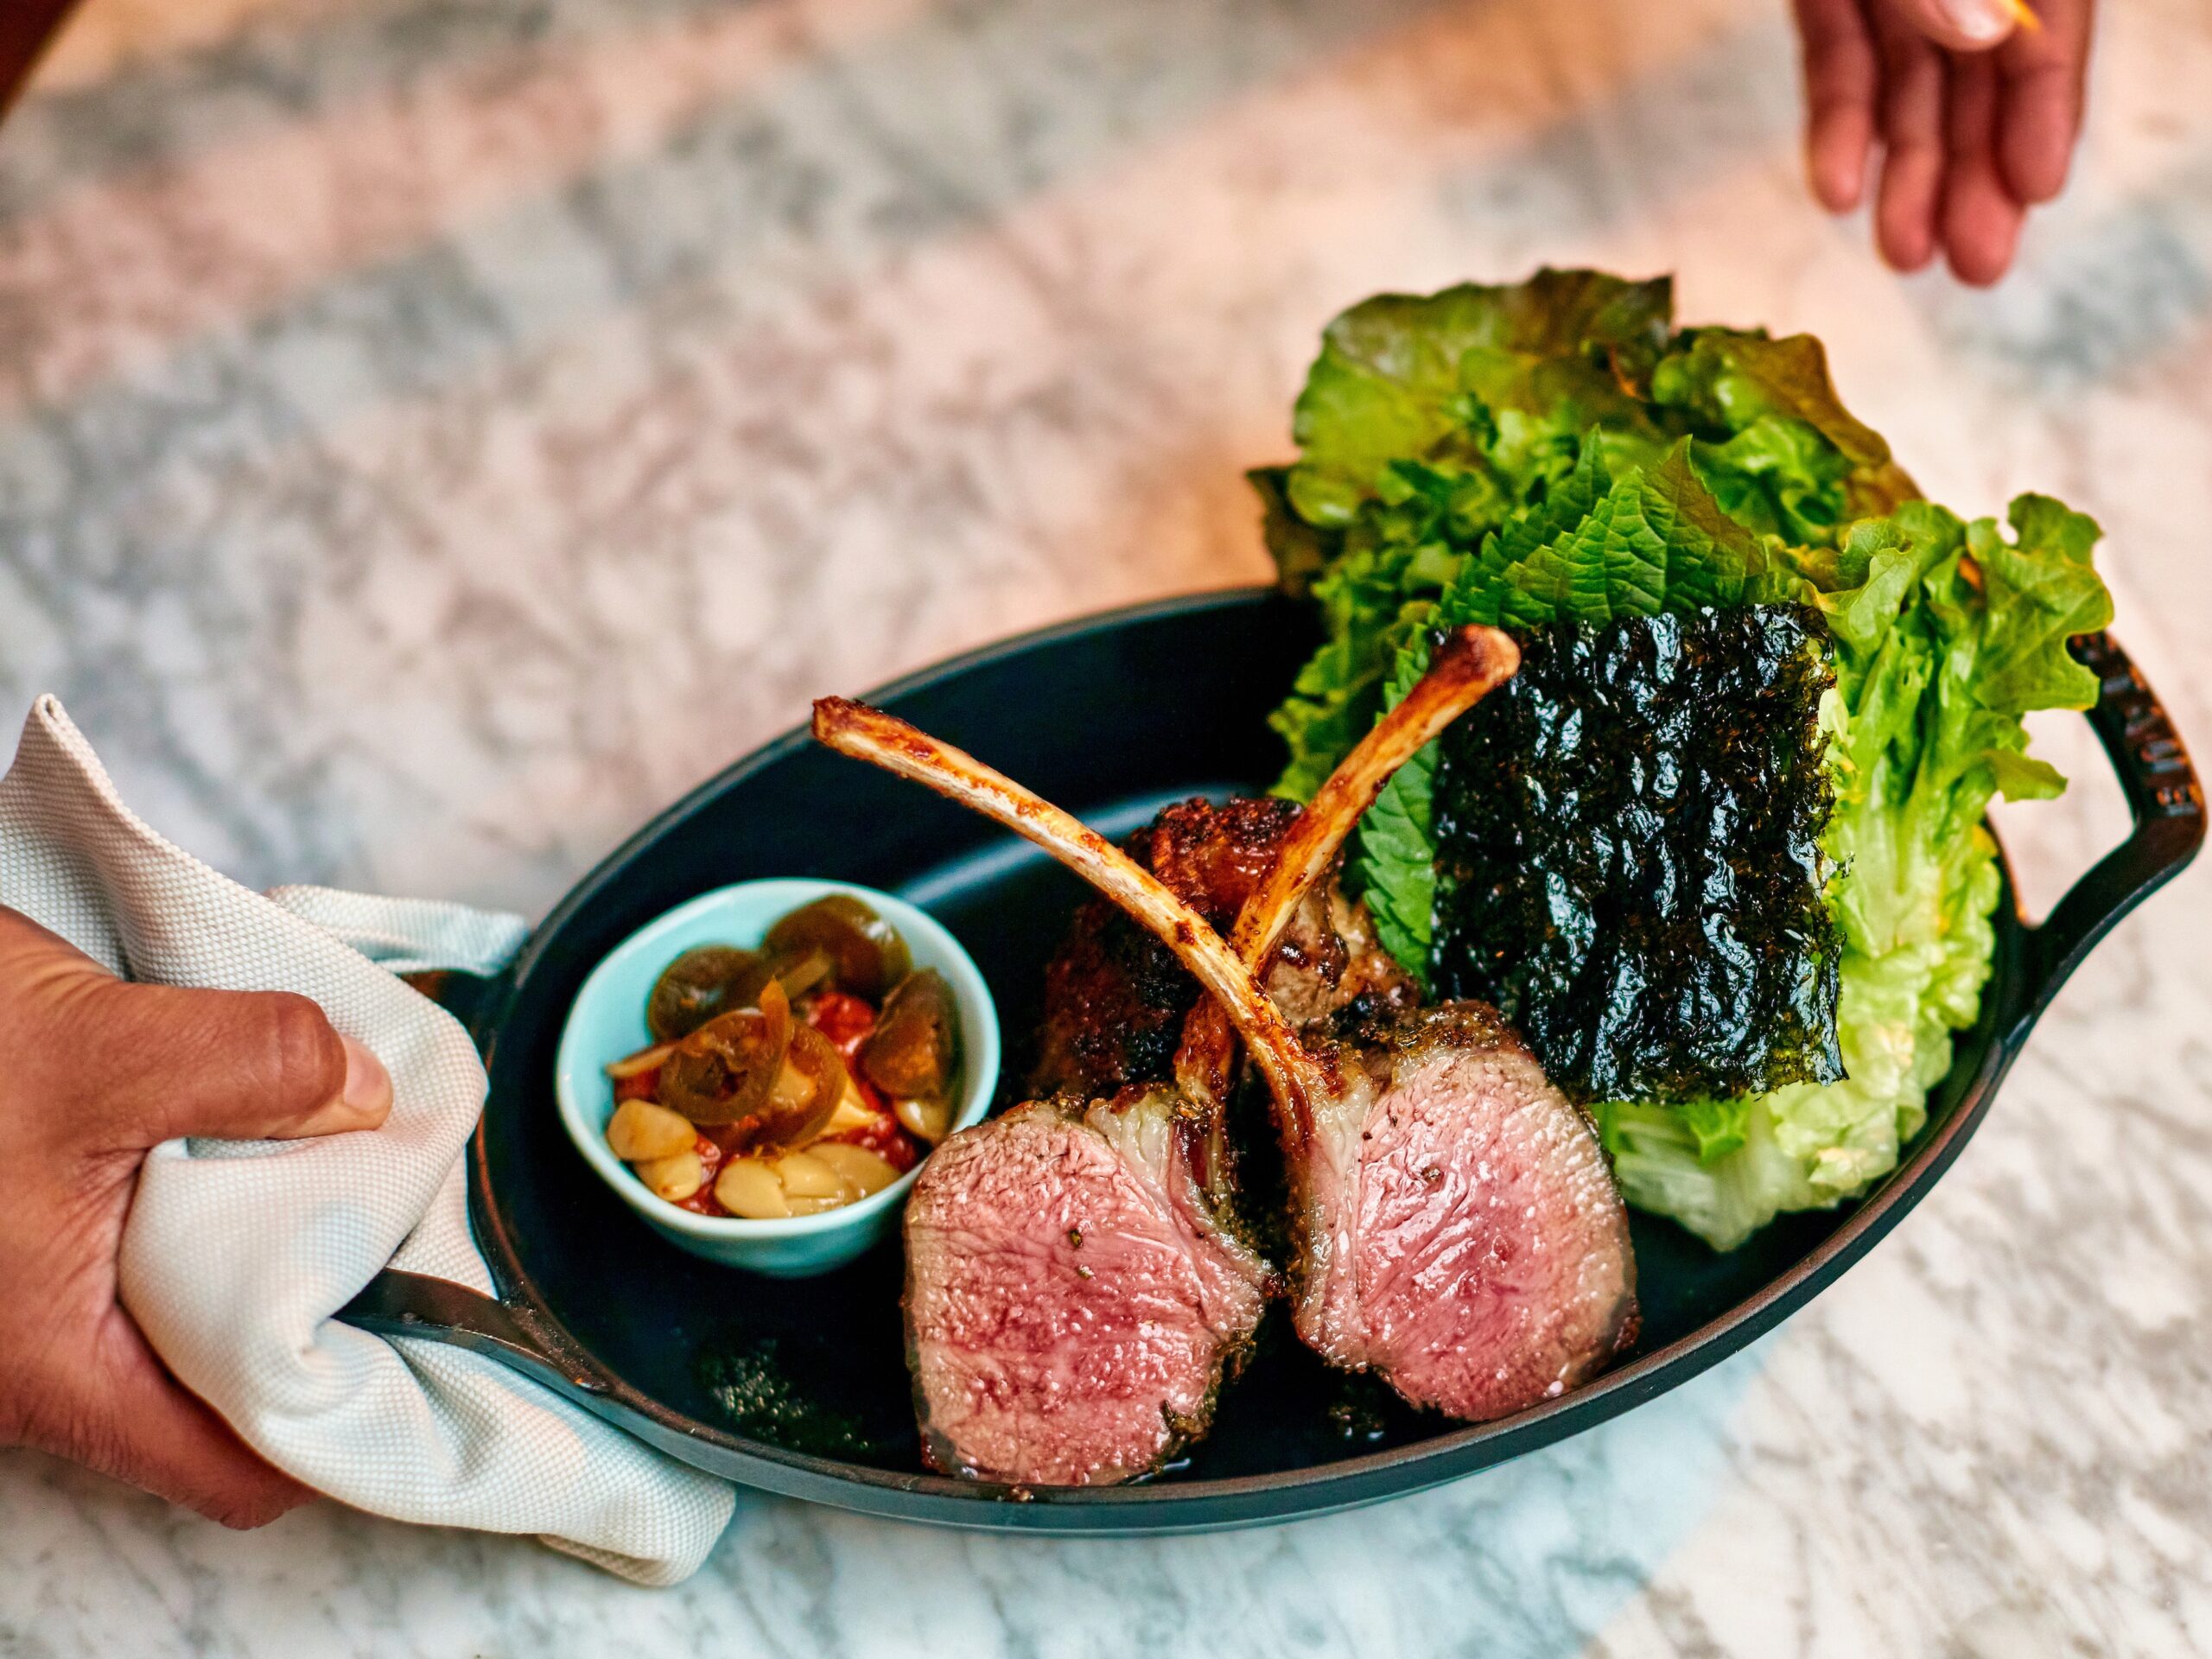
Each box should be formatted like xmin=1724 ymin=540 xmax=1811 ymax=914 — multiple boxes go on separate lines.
xmin=3 ymin=0 xmax=2209 ymax=1653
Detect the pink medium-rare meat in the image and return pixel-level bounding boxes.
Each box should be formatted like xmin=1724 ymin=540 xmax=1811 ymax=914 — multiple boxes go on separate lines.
xmin=1291 ymin=1005 xmax=1638 ymax=1419
xmin=902 ymin=1092 xmax=1269 ymax=1483
xmin=814 ymin=695 xmax=1301 ymax=1486
xmin=1174 ymin=626 xmax=1638 ymax=1420
xmin=816 ymin=623 xmax=1636 ymax=1471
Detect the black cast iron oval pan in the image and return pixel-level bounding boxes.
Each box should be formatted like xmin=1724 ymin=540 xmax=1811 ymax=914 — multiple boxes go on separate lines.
xmin=340 ymin=588 xmax=2203 ymax=1534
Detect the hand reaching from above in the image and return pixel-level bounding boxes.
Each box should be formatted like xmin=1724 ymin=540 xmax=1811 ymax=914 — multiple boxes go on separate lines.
xmin=0 ymin=906 xmax=392 ymax=1527
xmin=1793 ymin=0 xmax=2094 ymax=283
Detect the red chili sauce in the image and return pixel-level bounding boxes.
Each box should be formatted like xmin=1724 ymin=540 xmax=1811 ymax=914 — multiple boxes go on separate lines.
xmin=623 ymin=990 xmax=920 ymax=1217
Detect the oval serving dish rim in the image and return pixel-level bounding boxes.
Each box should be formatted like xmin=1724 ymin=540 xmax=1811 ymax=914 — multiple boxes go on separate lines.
xmin=466 ymin=583 xmax=2047 ymax=1526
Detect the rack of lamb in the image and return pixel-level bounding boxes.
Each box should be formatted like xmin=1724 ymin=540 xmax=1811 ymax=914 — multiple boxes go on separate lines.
xmin=812 ymin=626 xmax=1637 ymax=1484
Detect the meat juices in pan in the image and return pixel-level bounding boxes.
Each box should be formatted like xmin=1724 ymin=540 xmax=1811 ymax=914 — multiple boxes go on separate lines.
xmin=812 ymin=626 xmax=1637 ymax=1484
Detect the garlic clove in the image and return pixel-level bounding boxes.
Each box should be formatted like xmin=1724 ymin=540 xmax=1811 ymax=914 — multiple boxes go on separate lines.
xmin=811 ymin=1141 xmax=900 ymax=1198
xmin=633 ymin=1147 xmax=707 ymax=1203
xmin=773 ymin=1149 xmax=849 ymax=1200
xmin=893 ymin=1094 xmax=954 ymax=1143
xmin=714 ymin=1157 xmax=791 ymax=1220
xmin=607 ymin=1099 xmax=697 ymax=1161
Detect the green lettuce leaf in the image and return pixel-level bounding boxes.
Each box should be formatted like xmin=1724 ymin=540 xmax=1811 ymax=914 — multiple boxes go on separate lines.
xmin=1268 ymin=284 xmax=1905 ymax=815
xmin=1261 ymin=270 xmax=2114 ymax=1250
xmin=1688 ymin=416 xmax=1852 ymax=548
xmin=1599 ymin=494 xmax=2112 ymax=1247
xmin=1653 ymin=327 xmax=1891 ymax=467
xmin=1264 ymin=466 xmax=1478 ymax=801
xmin=1284 ymin=269 xmax=1674 ymax=528
xmin=1261 ymin=275 xmax=1688 ymax=798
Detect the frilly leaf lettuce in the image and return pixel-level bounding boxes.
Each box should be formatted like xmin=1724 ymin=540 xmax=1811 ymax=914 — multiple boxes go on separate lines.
xmin=1283 ymin=269 xmax=1674 ymax=530
xmin=1262 ymin=270 xmax=2113 ymax=1249
xmin=1599 ymin=496 xmax=2110 ymax=1247
xmin=1264 ymin=273 xmax=1682 ymax=802
xmin=1653 ymin=328 xmax=1890 ymax=467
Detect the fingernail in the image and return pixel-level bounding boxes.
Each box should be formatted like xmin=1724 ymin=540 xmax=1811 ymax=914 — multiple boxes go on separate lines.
xmin=1939 ymin=0 xmax=2017 ymax=47
xmin=338 ymin=1033 xmax=394 ymax=1125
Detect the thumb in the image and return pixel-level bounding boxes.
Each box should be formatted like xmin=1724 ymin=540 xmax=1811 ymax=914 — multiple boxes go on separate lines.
xmin=1887 ymin=0 xmax=2024 ymax=51
xmin=78 ymin=980 xmax=394 ymax=1148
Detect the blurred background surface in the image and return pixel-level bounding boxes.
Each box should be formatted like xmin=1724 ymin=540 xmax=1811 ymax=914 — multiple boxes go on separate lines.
xmin=0 ymin=3 xmax=2205 ymax=1656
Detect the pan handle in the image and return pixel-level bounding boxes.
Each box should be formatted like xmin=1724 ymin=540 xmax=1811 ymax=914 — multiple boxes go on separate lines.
xmin=2019 ymin=632 xmax=2204 ymax=1019
xmin=334 ymin=1268 xmax=609 ymax=1400
xmin=399 ymin=968 xmax=509 ymax=1056
xmin=334 ymin=1269 xmax=755 ymax=1478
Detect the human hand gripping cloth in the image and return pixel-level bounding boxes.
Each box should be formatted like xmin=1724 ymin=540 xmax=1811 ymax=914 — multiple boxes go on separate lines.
xmin=0 ymin=697 xmax=736 ymax=1584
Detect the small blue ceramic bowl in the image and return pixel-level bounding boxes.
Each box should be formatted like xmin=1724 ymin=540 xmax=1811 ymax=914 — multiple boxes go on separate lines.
xmin=555 ymin=879 xmax=1000 ymax=1277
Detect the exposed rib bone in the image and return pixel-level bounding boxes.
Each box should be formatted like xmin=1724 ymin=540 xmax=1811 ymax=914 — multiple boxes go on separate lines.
xmin=1236 ymin=624 xmax=1517 ymax=969
xmin=810 ymin=698 xmax=1325 ymax=1117
xmin=1172 ymin=625 xmax=1519 ymax=1109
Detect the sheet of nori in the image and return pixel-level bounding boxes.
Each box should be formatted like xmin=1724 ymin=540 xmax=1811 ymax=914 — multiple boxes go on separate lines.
xmin=1428 ymin=606 xmax=1842 ymax=1106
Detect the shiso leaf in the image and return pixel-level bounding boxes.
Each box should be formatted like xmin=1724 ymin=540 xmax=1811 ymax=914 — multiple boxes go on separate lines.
xmin=1467 ymin=439 xmax=1769 ymax=624
xmin=1346 ymin=435 xmax=1787 ymax=979
xmin=1350 ymin=734 xmax=1440 ymax=990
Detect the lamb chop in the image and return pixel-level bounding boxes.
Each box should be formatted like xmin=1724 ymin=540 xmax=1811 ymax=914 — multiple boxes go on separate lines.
xmin=810 ymin=718 xmax=1294 ymax=1484
xmin=875 ymin=1088 xmax=1269 ymax=1485
xmin=814 ymin=625 xmax=1633 ymax=1473
xmin=1173 ymin=628 xmax=1640 ymax=1419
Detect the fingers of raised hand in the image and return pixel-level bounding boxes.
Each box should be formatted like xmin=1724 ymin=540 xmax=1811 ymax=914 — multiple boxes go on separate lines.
xmin=1941 ymin=51 xmax=2024 ymax=285
xmin=1998 ymin=0 xmax=2093 ymax=204
xmin=1872 ymin=0 xmax=1950 ymax=271
xmin=1886 ymin=0 xmax=2024 ymax=53
xmin=1796 ymin=0 xmax=1881 ymax=211
xmin=1797 ymin=0 xmax=2093 ymax=284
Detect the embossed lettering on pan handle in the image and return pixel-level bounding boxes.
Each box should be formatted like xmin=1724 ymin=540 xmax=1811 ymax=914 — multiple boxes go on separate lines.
xmin=2019 ymin=632 xmax=2205 ymax=1019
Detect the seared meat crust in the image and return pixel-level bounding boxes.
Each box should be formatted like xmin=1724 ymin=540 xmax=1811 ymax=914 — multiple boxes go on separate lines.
xmin=1029 ymin=797 xmax=1414 ymax=1096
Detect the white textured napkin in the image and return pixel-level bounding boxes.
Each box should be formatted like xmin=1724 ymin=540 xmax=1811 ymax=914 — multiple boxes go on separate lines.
xmin=0 ymin=696 xmax=736 ymax=1585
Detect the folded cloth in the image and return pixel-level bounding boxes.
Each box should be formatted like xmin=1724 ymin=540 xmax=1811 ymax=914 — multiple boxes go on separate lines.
xmin=0 ymin=696 xmax=736 ymax=1584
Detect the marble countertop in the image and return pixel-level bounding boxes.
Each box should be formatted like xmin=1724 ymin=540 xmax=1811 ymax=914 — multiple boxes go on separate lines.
xmin=3 ymin=0 xmax=2209 ymax=1653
